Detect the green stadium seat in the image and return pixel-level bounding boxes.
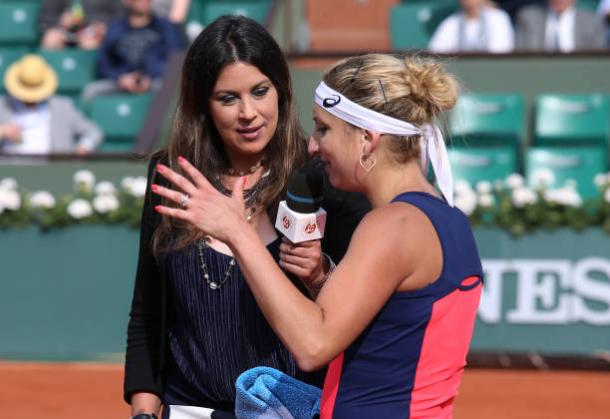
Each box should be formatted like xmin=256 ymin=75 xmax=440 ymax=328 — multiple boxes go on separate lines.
xmin=186 ymin=0 xmax=206 ymax=24
xmin=450 ymin=93 xmax=526 ymax=149
xmin=526 ymin=147 xmax=608 ymax=199
xmin=534 ymin=94 xmax=610 ymax=148
xmin=390 ymin=2 xmax=458 ymax=50
xmin=0 ymin=46 xmax=28 ymax=94
xmin=448 ymin=146 xmax=518 ymax=186
xmin=0 ymin=2 xmax=40 ymax=47
xmin=188 ymin=0 xmax=273 ymax=26
xmin=38 ymin=49 xmax=98 ymax=98
xmin=88 ymin=94 xmax=153 ymax=152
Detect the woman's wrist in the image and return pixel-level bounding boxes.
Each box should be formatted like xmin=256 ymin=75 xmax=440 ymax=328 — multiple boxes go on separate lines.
xmin=308 ymin=252 xmax=335 ymax=296
xmin=130 ymin=392 xmax=161 ymax=417
xmin=226 ymin=216 xmax=257 ymax=249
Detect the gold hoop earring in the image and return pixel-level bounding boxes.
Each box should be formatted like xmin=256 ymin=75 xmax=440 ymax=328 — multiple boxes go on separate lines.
xmin=359 ymin=152 xmax=377 ymax=172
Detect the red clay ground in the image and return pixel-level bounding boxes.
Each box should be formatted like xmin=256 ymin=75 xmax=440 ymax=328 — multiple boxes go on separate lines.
xmin=1 ymin=362 xmax=609 ymax=418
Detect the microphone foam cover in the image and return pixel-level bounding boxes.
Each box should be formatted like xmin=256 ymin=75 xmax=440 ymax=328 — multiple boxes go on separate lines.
xmin=286 ymin=168 xmax=324 ymax=214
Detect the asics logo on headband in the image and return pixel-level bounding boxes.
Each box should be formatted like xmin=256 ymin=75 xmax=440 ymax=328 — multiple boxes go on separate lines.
xmin=322 ymin=95 xmax=341 ymax=108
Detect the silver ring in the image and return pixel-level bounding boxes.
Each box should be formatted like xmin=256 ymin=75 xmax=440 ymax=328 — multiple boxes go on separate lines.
xmin=180 ymin=193 xmax=190 ymax=208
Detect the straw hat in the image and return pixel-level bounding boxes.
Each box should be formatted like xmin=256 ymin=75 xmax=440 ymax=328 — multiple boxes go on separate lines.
xmin=4 ymin=54 xmax=58 ymax=103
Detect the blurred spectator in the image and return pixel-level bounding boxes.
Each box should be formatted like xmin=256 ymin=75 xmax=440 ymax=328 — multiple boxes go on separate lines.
xmin=598 ymin=0 xmax=610 ymax=45
xmin=40 ymin=0 xmax=122 ymax=50
xmin=0 ymin=55 xmax=102 ymax=155
xmin=152 ymin=0 xmax=191 ymax=24
xmin=152 ymin=0 xmax=192 ymax=44
xmin=515 ymin=0 xmax=606 ymax=51
xmin=81 ymin=0 xmax=183 ymax=103
xmin=429 ymin=0 xmax=515 ymax=53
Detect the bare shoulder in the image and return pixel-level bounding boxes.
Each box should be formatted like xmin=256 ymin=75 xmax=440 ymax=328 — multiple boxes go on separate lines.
xmin=357 ymin=201 xmax=432 ymax=232
xmin=351 ymin=201 xmax=435 ymax=253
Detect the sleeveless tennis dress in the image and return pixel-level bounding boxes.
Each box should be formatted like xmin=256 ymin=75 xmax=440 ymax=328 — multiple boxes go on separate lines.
xmin=320 ymin=192 xmax=483 ymax=419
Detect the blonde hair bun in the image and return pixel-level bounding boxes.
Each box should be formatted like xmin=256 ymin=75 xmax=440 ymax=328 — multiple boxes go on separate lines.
xmin=402 ymin=58 xmax=458 ymax=114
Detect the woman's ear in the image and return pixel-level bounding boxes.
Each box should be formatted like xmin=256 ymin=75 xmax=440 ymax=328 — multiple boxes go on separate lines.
xmin=361 ymin=130 xmax=382 ymax=155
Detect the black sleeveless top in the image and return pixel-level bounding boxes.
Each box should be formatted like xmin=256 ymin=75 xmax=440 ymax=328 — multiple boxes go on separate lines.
xmin=163 ymin=238 xmax=324 ymax=410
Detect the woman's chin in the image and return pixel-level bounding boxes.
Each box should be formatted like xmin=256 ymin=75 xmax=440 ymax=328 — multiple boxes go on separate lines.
xmin=229 ymin=139 xmax=270 ymax=157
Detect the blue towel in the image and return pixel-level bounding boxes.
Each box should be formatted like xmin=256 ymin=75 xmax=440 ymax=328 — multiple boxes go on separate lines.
xmin=235 ymin=366 xmax=322 ymax=419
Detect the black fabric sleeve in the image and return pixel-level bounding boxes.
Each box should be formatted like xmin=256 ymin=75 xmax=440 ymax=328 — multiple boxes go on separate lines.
xmin=124 ymin=157 xmax=165 ymax=403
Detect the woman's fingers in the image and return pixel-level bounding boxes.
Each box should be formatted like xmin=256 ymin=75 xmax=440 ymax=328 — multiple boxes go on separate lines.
xmin=278 ymin=260 xmax=309 ymax=278
xmin=280 ymin=251 xmax=316 ymax=267
xmin=177 ymin=156 xmax=214 ymax=190
xmin=151 ymin=183 xmax=185 ymax=206
xmin=154 ymin=204 xmax=191 ymax=222
xmin=156 ymin=163 xmax=197 ymax=196
xmin=279 ymin=238 xmax=322 ymax=279
xmin=280 ymin=239 xmax=322 ymax=258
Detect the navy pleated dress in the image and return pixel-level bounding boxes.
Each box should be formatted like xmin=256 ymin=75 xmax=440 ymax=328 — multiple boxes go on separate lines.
xmin=162 ymin=237 xmax=323 ymax=412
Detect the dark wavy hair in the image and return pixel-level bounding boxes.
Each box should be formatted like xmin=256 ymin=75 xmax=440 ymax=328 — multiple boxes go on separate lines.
xmin=154 ymin=15 xmax=307 ymax=253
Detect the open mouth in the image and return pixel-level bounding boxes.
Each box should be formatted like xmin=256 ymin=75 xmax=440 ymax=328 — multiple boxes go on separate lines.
xmin=236 ymin=125 xmax=264 ymax=140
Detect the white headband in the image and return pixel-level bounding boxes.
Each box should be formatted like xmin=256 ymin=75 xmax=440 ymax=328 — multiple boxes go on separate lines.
xmin=314 ymin=81 xmax=454 ymax=206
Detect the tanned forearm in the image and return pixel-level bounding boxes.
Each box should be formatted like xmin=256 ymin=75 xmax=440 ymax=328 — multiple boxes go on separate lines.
xmin=228 ymin=225 xmax=329 ymax=370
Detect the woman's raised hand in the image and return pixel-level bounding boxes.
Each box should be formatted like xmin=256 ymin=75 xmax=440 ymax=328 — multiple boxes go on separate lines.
xmin=152 ymin=156 xmax=248 ymax=243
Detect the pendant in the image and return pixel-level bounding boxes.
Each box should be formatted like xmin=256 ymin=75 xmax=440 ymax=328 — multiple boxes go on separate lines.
xmin=209 ymin=282 xmax=219 ymax=290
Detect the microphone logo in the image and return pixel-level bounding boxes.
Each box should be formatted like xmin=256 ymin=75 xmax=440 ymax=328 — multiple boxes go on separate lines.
xmin=304 ymin=223 xmax=317 ymax=234
xmin=323 ymin=95 xmax=341 ymax=108
xmin=282 ymin=215 xmax=291 ymax=229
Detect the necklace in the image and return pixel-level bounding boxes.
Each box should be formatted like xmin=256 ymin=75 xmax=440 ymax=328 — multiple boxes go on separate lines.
xmin=226 ymin=159 xmax=266 ymax=176
xmin=209 ymin=168 xmax=271 ymax=210
xmin=196 ymin=169 xmax=271 ymax=290
xmin=196 ymin=237 xmax=235 ymax=290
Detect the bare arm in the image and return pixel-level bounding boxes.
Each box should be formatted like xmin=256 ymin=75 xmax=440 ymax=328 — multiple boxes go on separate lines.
xmin=151 ymin=159 xmax=427 ymax=371
xmin=168 ymin=0 xmax=191 ymax=23
xmin=226 ymin=208 xmax=413 ymax=370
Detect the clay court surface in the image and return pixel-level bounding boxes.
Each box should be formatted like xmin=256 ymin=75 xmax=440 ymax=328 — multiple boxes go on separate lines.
xmin=1 ymin=362 xmax=609 ymax=418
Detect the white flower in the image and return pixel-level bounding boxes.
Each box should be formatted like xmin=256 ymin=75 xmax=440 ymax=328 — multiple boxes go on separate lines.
xmin=93 ymin=194 xmax=120 ymax=213
xmin=594 ymin=173 xmax=609 ymax=188
xmin=563 ymin=188 xmax=582 ymax=207
xmin=478 ymin=193 xmax=495 ymax=208
xmin=0 ymin=189 xmax=21 ymax=210
xmin=604 ymin=188 xmax=610 ymax=203
xmin=454 ymin=189 xmax=477 ymax=216
xmin=512 ymin=186 xmax=537 ymax=208
xmin=127 ymin=176 xmax=147 ymax=198
xmin=544 ymin=187 xmax=583 ymax=207
xmin=29 ymin=191 xmax=56 ymax=209
xmin=476 ymin=180 xmax=492 ymax=195
xmin=94 ymin=181 xmax=117 ymax=196
xmin=121 ymin=176 xmax=135 ymax=190
xmin=73 ymin=170 xmax=96 ymax=192
xmin=0 ymin=177 xmax=18 ymax=191
xmin=67 ymin=199 xmax=93 ymax=219
xmin=454 ymin=179 xmax=473 ymax=195
xmin=506 ymin=173 xmax=525 ymax=189
xmin=530 ymin=168 xmax=555 ymax=189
